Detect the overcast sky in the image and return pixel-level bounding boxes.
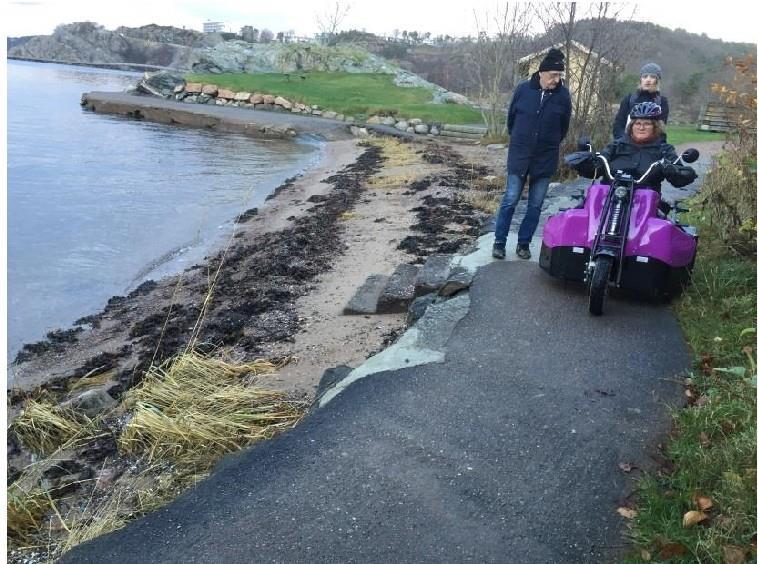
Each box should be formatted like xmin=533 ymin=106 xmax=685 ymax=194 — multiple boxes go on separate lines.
xmin=6 ymin=0 xmax=758 ymax=44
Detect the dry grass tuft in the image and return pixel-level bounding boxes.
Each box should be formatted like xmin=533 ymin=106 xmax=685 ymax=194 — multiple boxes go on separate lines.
xmin=6 ymin=485 xmax=52 ymax=543
xmin=367 ymin=172 xmax=420 ymax=189
xmin=338 ymin=211 xmax=362 ymax=221
xmin=11 ymin=400 xmax=93 ymax=455
xmin=462 ymin=175 xmax=503 ymax=215
xmin=68 ymin=369 xmax=118 ymax=392
xmin=363 ymin=137 xmax=422 ymax=167
xmin=118 ymin=352 xmax=305 ymax=464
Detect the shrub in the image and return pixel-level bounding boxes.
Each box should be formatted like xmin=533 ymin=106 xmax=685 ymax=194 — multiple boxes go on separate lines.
xmin=694 ymin=54 xmax=756 ymax=255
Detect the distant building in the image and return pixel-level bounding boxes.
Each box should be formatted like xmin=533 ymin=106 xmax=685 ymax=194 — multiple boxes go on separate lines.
xmin=203 ymin=21 xmax=225 ymax=33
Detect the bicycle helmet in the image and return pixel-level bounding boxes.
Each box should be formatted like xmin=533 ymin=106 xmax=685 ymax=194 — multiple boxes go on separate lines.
xmin=629 ymin=101 xmax=663 ymax=120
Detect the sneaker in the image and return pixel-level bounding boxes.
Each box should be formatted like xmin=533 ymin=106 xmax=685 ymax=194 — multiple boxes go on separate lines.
xmin=492 ymin=244 xmax=506 ymax=260
xmin=516 ymin=244 xmax=531 ymax=260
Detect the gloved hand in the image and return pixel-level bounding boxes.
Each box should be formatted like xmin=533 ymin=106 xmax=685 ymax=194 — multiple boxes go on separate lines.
xmin=662 ymin=162 xmax=678 ymax=180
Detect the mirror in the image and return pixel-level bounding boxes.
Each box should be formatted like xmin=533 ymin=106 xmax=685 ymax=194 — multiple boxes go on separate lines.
xmin=681 ymin=148 xmax=700 ymax=163
xmin=577 ymin=135 xmax=591 ymax=151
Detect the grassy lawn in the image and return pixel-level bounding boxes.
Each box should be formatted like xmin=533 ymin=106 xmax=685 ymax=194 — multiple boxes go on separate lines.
xmin=625 ymin=208 xmax=756 ymax=563
xmin=184 ymin=72 xmax=484 ymax=125
xmin=667 ymin=124 xmax=726 ymax=146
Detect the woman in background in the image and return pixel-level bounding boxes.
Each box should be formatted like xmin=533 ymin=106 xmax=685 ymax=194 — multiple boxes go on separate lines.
xmin=612 ymin=62 xmax=669 ymax=140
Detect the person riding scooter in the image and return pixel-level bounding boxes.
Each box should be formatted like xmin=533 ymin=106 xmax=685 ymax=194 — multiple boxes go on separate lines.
xmin=571 ymin=102 xmax=696 ymax=191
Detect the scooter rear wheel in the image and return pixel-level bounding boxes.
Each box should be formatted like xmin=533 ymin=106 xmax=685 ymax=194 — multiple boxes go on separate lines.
xmin=589 ymin=255 xmax=613 ymax=316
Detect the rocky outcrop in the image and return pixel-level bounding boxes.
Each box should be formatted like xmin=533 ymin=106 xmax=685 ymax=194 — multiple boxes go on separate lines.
xmin=9 ymin=23 xmax=471 ymax=106
xmin=8 ymin=22 xmax=201 ymax=69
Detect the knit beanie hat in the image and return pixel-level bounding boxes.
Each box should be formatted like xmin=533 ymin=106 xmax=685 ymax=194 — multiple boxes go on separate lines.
xmin=538 ymin=48 xmax=566 ymax=72
xmin=640 ymin=62 xmax=662 ymax=80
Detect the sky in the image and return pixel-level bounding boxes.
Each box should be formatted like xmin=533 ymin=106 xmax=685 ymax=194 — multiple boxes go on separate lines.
xmin=5 ymin=0 xmax=758 ymax=44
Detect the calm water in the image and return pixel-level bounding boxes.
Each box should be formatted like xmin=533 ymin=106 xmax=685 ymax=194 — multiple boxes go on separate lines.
xmin=7 ymin=60 xmax=322 ymax=360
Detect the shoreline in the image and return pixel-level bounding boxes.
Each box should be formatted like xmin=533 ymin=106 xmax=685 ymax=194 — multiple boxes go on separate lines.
xmin=80 ymin=91 xmax=357 ymax=141
xmin=8 ymin=56 xmax=186 ymax=73
xmin=8 ymin=136 xmax=366 ymax=394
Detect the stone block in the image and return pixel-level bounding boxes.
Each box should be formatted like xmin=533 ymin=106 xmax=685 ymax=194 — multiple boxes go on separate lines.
xmin=343 ymin=274 xmax=389 ymax=315
xmin=438 ymin=266 xmax=474 ymax=297
xmin=263 ymin=94 xmax=276 ymax=105
xmin=377 ymin=264 xmax=419 ymax=313
xmin=234 ymin=91 xmax=252 ymax=101
xmin=185 ymin=82 xmax=203 ymax=94
xmin=415 ymin=254 xmax=453 ymax=297
xmin=201 ymin=84 xmax=218 ymax=96
xmin=217 ymin=88 xmax=236 ymax=99
xmin=274 ymin=96 xmax=292 ymax=109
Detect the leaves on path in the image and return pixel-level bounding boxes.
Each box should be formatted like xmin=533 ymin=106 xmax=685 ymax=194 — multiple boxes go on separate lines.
xmin=658 ymin=542 xmax=688 ymax=559
xmin=616 ymin=507 xmax=637 ymax=519
xmin=693 ymin=493 xmax=714 ymax=510
xmin=682 ymin=510 xmax=709 ymax=527
xmin=723 ymin=545 xmax=748 ymax=564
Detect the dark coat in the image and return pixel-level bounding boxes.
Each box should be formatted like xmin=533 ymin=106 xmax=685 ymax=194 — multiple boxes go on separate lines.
xmin=507 ymin=72 xmax=572 ymax=178
xmin=571 ymin=134 xmax=696 ymax=191
xmin=612 ymin=90 xmax=670 ymax=139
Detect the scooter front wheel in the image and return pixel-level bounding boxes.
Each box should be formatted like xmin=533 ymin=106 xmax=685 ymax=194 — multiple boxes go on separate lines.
xmin=589 ymin=255 xmax=613 ymax=316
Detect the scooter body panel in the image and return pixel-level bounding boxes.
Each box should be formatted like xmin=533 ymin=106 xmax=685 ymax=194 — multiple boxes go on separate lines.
xmin=539 ymin=183 xmax=698 ymax=296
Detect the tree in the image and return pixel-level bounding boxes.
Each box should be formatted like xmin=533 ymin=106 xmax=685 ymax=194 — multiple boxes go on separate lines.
xmin=533 ymin=2 xmax=640 ymax=152
xmin=468 ymin=3 xmax=534 ymax=138
xmin=316 ymin=2 xmax=350 ymax=46
xmin=259 ymin=28 xmax=274 ymax=43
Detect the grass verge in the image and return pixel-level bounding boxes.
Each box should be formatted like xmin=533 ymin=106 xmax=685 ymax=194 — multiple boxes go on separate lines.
xmin=666 ymin=125 xmax=726 ymax=146
xmin=624 ymin=207 xmax=757 ymax=563
xmin=184 ymin=71 xmax=484 ymax=125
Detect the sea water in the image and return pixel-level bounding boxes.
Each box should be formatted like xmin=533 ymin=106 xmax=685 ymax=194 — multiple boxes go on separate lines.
xmin=7 ymin=60 xmax=322 ymax=360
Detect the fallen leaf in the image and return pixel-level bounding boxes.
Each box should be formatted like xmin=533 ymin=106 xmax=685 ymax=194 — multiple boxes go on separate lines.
xmin=685 ymin=389 xmax=695 ymax=399
xmin=695 ymin=395 xmax=709 ymax=407
xmin=694 ymin=494 xmax=714 ymax=510
xmin=617 ymin=507 xmax=638 ymax=519
xmin=659 ymin=542 xmax=688 ymax=559
xmin=699 ymin=432 xmax=711 ymax=447
xmin=683 ymin=510 xmax=708 ymax=527
xmin=619 ymin=462 xmax=634 ymax=473
xmin=640 ymin=548 xmax=652 ymax=561
xmin=723 ymin=545 xmax=747 ymax=564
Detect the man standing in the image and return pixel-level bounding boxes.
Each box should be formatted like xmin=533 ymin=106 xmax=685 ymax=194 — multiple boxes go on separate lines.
xmin=492 ymin=48 xmax=572 ymax=260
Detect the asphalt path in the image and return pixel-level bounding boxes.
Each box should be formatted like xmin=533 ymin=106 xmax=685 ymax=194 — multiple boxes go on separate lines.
xmin=60 ymin=258 xmax=690 ymax=564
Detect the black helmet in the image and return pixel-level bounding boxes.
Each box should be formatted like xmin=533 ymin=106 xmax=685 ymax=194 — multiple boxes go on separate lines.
xmin=629 ymin=101 xmax=663 ymax=120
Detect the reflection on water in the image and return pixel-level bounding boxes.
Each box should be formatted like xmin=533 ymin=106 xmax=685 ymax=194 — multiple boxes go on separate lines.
xmin=7 ymin=60 xmax=322 ymax=361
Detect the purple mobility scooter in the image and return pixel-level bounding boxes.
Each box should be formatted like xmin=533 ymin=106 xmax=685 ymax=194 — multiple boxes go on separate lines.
xmin=539 ymin=139 xmax=700 ymax=315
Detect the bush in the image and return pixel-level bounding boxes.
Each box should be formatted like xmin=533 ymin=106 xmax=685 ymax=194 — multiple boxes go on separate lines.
xmin=694 ymin=54 xmax=756 ymax=256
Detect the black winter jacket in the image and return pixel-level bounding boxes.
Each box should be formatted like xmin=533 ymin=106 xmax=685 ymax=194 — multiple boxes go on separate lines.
xmin=507 ymin=73 xmax=572 ymax=178
xmin=572 ymin=134 xmax=696 ymax=191
xmin=612 ymin=90 xmax=669 ymax=140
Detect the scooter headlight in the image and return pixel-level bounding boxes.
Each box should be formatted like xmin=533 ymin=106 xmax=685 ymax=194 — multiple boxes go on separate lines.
xmin=614 ymin=186 xmax=629 ymax=199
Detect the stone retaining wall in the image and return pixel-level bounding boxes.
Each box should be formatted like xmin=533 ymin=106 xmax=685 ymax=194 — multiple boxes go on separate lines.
xmin=139 ymin=72 xmax=484 ymax=142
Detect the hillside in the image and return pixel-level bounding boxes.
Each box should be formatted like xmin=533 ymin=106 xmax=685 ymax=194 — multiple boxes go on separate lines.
xmin=8 ymin=19 xmax=754 ymax=120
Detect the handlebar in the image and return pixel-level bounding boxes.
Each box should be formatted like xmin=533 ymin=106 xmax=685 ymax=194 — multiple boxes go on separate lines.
xmin=594 ymin=153 xmax=665 ymax=185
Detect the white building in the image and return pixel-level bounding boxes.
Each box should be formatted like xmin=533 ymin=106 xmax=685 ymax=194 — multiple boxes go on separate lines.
xmin=203 ymin=21 xmax=225 ymax=33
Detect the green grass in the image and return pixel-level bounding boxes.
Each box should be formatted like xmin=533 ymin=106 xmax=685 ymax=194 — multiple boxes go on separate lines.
xmin=666 ymin=124 xmax=726 ymax=146
xmin=184 ymin=72 xmax=484 ymax=125
xmin=624 ymin=208 xmax=756 ymax=563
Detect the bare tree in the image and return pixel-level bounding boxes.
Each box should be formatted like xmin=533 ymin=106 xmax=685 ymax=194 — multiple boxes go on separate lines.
xmin=259 ymin=28 xmax=274 ymax=43
xmin=468 ymin=3 xmax=534 ymax=138
xmin=316 ymin=2 xmax=351 ymax=45
xmin=533 ymin=2 xmax=639 ymax=149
